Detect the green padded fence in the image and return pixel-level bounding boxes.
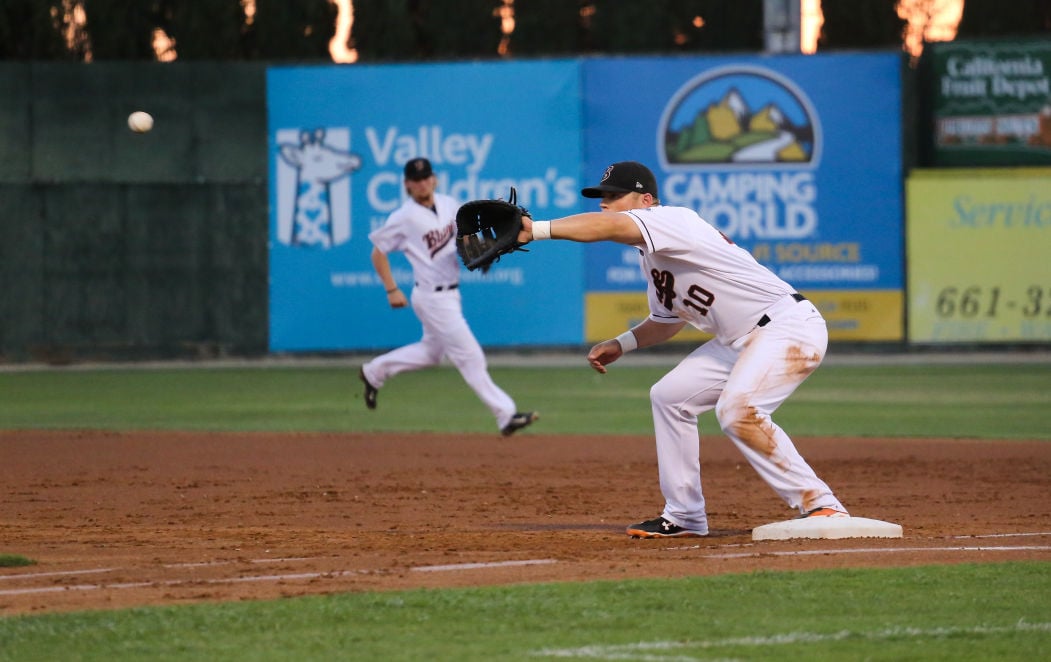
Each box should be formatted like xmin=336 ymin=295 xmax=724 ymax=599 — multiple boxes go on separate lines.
xmin=0 ymin=62 xmax=268 ymax=362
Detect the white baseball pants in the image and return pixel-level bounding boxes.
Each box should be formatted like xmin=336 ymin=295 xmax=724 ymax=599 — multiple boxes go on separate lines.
xmin=649 ymin=298 xmax=846 ymax=533
xmin=362 ymin=287 xmax=517 ymax=429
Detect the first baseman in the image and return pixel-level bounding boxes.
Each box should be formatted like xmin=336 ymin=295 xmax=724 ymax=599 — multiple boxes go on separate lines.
xmin=517 ymin=161 xmax=847 ymax=537
xmin=359 ymin=157 xmax=537 ymax=437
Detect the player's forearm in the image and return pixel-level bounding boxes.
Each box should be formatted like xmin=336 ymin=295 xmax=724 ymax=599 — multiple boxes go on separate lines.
xmin=535 ymin=212 xmax=642 ymax=244
xmin=630 ymin=319 xmax=687 ymax=349
xmin=370 ymin=248 xmax=398 ymax=290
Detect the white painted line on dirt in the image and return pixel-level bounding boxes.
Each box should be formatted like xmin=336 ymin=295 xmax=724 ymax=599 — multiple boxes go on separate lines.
xmin=0 ymin=568 xmax=117 ymax=581
xmin=216 ymin=570 xmax=361 ymax=583
xmin=0 ymin=559 xmax=558 ymax=597
xmin=0 ymin=570 xmax=366 ymax=597
xmin=0 ymin=582 xmax=149 ymax=596
xmin=703 ymin=545 xmax=1051 ymax=560
xmin=412 ymin=559 xmax=557 ymax=573
xmin=250 ymin=557 xmax=313 ymax=563
xmin=532 ymin=621 xmax=1051 ymax=658
xmin=952 ymin=532 xmax=1051 ymax=539
xmin=662 ymin=529 xmax=1051 ymax=551
xmin=162 ymin=557 xmax=312 ymax=568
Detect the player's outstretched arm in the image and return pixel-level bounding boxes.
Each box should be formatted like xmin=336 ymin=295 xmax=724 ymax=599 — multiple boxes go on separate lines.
xmin=520 ymin=212 xmax=643 ymax=246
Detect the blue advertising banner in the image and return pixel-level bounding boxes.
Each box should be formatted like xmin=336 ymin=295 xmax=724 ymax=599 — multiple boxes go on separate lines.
xmin=580 ymin=53 xmax=904 ymax=341
xmin=267 ymin=61 xmax=584 ymax=351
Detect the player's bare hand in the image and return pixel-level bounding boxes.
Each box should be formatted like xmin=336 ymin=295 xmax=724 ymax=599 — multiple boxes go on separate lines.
xmin=387 ymin=289 xmax=408 ymax=308
xmin=586 ymin=339 xmax=623 ymax=374
xmin=518 ymin=215 xmax=533 ymax=245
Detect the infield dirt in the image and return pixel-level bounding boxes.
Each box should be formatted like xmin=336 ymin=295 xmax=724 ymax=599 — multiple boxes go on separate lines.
xmin=2 ymin=430 xmax=1049 ymax=615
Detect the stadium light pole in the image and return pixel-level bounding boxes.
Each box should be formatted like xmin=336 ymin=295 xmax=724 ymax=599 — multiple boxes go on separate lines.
xmin=763 ymin=0 xmax=802 ymax=53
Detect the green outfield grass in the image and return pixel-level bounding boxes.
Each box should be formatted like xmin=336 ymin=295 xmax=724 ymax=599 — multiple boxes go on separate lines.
xmin=1 ymin=563 xmax=1048 ymax=661
xmin=1 ymin=361 xmax=1049 ymax=438
xmin=1 ymin=359 xmax=1049 ymax=659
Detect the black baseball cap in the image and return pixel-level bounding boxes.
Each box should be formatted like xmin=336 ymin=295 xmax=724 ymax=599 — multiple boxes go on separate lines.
xmin=581 ymin=161 xmax=658 ymax=198
xmin=403 ymin=157 xmax=434 ymax=180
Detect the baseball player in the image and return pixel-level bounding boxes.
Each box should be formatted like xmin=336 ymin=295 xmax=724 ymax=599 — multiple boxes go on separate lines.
xmin=517 ymin=161 xmax=847 ymax=537
xmin=359 ymin=157 xmax=537 ymax=437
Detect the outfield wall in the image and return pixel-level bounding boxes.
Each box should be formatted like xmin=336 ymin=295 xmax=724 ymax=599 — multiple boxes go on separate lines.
xmin=3 ymin=47 xmax=1048 ymax=362
xmin=0 ymin=62 xmax=269 ymax=361
xmin=267 ymin=53 xmax=906 ymax=352
xmin=907 ymin=167 xmax=1051 ymax=344
xmin=926 ymin=37 xmax=1051 ymax=167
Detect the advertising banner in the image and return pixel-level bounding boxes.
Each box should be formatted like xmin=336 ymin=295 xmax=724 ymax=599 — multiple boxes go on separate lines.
xmin=267 ymin=61 xmax=584 ymax=351
xmin=907 ymin=168 xmax=1051 ymax=343
xmin=930 ymin=38 xmax=1051 ymax=166
xmin=580 ymin=53 xmax=905 ymax=341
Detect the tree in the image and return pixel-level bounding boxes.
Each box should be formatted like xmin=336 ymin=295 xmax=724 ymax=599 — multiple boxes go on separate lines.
xmin=588 ymin=1 xmax=671 ymax=53
xmin=350 ymin=0 xmax=418 ymax=61
xmin=681 ymin=0 xmax=763 ymax=52
xmin=352 ymin=0 xmax=502 ymax=62
xmin=587 ymin=0 xmax=761 ymax=54
xmin=248 ymin=0 xmax=337 ymax=60
xmin=81 ymin=0 xmax=160 ymax=60
xmin=819 ymin=0 xmax=908 ymax=50
xmin=509 ymin=0 xmax=585 ymax=56
xmin=418 ymin=0 xmax=503 ymax=60
xmin=0 ymin=0 xmax=74 ymax=59
xmin=957 ymin=0 xmax=1051 ymax=37
xmin=157 ymin=1 xmax=246 ymax=60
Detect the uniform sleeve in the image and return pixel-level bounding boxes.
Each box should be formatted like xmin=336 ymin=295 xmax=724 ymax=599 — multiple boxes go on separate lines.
xmin=648 ymin=311 xmax=684 ymax=324
xmin=368 ymin=212 xmax=406 ymax=254
xmin=435 ymin=193 xmax=460 ymax=223
xmin=625 ymin=207 xmax=694 ymax=255
xmin=623 ymin=210 xmax=655 ymax=254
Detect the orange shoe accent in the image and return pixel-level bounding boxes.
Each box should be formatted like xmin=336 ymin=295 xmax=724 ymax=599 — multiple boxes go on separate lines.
xmin=800 ymin=507 xmax=849 ymax=518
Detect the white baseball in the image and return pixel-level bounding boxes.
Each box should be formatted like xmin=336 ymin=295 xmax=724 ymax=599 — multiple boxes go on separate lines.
xmin=128 ymin=111 xmax=154 ymax=133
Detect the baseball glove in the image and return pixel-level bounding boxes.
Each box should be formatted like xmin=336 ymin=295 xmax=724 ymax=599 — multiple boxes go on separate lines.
xmin=455 ymin=187 xmax=530 ymax=273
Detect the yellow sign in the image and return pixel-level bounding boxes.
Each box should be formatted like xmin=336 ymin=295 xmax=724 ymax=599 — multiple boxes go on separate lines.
xmin=907 ymin=168 xmax=1051 ymax=343
xmin=585 ymin=290 xmax=902 ymax=343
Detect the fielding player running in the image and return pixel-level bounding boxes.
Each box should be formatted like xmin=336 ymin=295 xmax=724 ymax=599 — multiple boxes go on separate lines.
xmin=517 ymin=161 xmax=847 ymax=537
xmin=360 ymin=157 xmax=537 ymax=437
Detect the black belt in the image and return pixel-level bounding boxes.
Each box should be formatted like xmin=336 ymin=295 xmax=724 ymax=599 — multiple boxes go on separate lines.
xmin=417 ymin=283 xmax=458 ymax=292
xmin=757 ymin=293 xmax=807 ymax=328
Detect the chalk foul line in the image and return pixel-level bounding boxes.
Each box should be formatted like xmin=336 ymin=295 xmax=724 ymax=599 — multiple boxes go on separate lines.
xmin=0 ymin=568 xmax=117 ymax=582
xmin=0 ymin=559 xmax=558 ymax=597
xmin=701 ymin=545 xmax=1051 ymax=559
xmin=413 ymin=559 xmax=557 ymax=573
xmin=532 ymin=621 xmax=1051 ymax=658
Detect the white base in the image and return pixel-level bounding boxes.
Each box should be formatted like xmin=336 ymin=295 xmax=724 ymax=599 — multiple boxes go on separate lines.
xmin=752 ymin=516 xmax=903 ymax=541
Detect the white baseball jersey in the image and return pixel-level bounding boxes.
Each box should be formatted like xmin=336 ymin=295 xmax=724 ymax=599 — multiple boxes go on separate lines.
xmin=368 ymin=192 xmax=461 ymax=290
xmin=624 ymin=205 xmax=796 ymax=344
xmin=619 ymin=205 xmax=843 ymax=529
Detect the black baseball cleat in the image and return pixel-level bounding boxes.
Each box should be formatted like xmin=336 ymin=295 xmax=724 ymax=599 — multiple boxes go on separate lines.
xmin=359 ymin=368 xmax=378 ymax=410
xmin=626 ymin=516 xmax=707 ymax=539
xmin=501 ymin=411 xmax=538 ymax=437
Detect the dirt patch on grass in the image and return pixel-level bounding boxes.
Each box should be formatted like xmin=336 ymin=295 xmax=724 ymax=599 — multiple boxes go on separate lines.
xmin=2 ymin=430 xmax=1049 ymax=615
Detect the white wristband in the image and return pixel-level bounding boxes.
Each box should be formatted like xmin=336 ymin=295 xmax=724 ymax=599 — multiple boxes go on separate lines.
xmin=532 ymin=221 xmax=552 ymax=241
xmin=615 ymin=330 xmax=638 ymax=353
